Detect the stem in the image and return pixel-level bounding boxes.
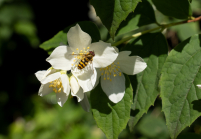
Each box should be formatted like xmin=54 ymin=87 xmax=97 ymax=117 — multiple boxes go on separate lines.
xmin=112 ymin=16 xmax=201 ymax=46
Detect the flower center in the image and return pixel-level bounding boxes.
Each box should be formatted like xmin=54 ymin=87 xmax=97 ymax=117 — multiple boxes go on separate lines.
xmin=49 ymin=78 xmax=63 ymax=93
xmin=71 ymin=47 xmax=90 ymax=67
xmin=100 ymin=62 xmax=122 ymax=81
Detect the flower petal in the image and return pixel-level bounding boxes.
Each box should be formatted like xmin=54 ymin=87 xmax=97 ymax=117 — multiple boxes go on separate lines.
xmin=80 ymin=93 xmax=90 ymax=112
xmin=46 ymin=45 xmax=74 ymax=70
xmin=94 ymin=68 xmax=101 ymax=88
xmin=91 ymin=41 xmax=118 ymax=68
xmin=113 ymin=46 xmax=119 ymax=53
xmin=38 ymin=83 xmax=53 ymax=96
xmin=56 ymin=91 xmax=68 ymax=107
xmin=70 ymin=76 xmax=80 ymax=95
xmin=60 ymin=74 xmax=70 ymax=96
xmin=71 ymin=87 xmax=84 ymax=102
xmin=117 ymin=51 xmax=147 ymax=75
xmin=35 ymin=70 xmax=46 ymax=81
xmin=67 ymin=24 xmax=91 ymax=52
xmin=41 ymin=72 xmax=60 ymax=84
xmin=72 ymin=64 xmax=97 ymax=92
xmin=101 ymin=74 xmax=125 ymax=103
xmin=197 ymin=85 xmax=201 ymax=89
xmin=35 ymin=68 xmax=57 ymax=82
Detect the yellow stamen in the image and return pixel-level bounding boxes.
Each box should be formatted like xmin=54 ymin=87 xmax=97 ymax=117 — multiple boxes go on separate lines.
xmin=100 ymin=62 xmax=122 ymax=82
xmin=49 ymin=84 xmax=53 ymax=88
xmin=53 ymin=89 xmax=57 ymax=93
xmin=49 ymin=78 xmax=63 ymax=94
xmin=58 ymin=88 xmax=61 ymax=93
xmin=87 ymin=47 xmax=90 ymax=49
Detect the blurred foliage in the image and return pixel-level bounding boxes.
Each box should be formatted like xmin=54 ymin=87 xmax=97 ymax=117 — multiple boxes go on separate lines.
xmin=0 ymin=0 xmax=201 ymax=139
xmin=2 ymin=95 xmax=105 ymax=139
xmin=0 ymin=0 xmax=39 ymax=47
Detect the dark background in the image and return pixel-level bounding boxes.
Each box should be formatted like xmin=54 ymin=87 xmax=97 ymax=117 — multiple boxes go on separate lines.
xmin=0 ymin=0 xmax=90 ymax=135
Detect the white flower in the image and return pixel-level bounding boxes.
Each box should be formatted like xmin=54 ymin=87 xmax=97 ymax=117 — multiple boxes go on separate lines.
xmin=70 ymin=75 xmax=90 ymax=112
xmin=35 ymin=68 xmax=70 ymax=107
xmin=197 ymin=85 xmax=201 ymax=89
xmin=96 ymin=51 xmax=147 ymax=103
xmin=46 ymin=24 xmax=118 ymax=93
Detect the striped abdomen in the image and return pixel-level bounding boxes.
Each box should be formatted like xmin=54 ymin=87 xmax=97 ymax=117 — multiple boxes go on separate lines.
xmin=78 ymin=55 xmax=93 ymax=69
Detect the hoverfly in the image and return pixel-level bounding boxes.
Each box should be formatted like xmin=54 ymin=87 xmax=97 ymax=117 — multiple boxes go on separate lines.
xmin=76 ymin=51 xmax=95 ymax=70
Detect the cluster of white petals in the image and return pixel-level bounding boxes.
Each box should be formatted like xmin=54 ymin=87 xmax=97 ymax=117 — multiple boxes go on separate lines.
xmin=35 ymin=23 xmax=147 ymax=111
xmin=96 ymin=50 xmax=147 ymax=103
xmin=35 ymin=68 xmax=70 ymax=107
xmin=46 ymin=24 xmax=118 ymax=94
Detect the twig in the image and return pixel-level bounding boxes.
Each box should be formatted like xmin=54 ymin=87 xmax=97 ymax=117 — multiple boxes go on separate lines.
xmin=112 ymin=16 xmax=201 ymax=46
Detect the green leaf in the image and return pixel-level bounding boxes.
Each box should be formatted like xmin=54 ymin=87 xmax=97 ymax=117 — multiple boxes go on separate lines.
xmin=116 ymin=0 xmax=157 ymax=36
xmin=122 ymin=33 xmax=168 ymax=131
xmin=160 ymin=34 xmax=201 ymax=139
xmin=90 ymin=75 xmax=133 ymax=139
xmin=39 ymin=21 xmax=100 ymax=54
xmin=152 ymin=0 xmax=192 ymax=19
xmin=89 ymin=0 xmax=141 ymax=39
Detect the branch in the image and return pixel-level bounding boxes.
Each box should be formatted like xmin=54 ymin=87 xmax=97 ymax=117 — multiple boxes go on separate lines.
xmin=112 ymin=16 xmax=201 ymax=46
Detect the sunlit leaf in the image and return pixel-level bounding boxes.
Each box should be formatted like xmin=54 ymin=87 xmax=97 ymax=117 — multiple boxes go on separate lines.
xmin=160 ymin=34 xmax=201 ymax=139
xmin=90 ymin=0 xmax=141 ymax=39
xmin=116 ymin=0 xmax=157 ymax=36
xmin=123 ymin=33 xmax=168 ymax=131
xmin=91 ymin=75 xmax=133 ymax=139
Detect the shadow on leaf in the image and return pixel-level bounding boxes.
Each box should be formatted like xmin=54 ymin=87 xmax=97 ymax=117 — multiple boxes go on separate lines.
xmin=192 ymin=99 xmax=201 ymax=112
xmin=130 ymin=109 xmax=140 ymax=117
xmin=90 ymin=82 xmax=116 ymax=114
